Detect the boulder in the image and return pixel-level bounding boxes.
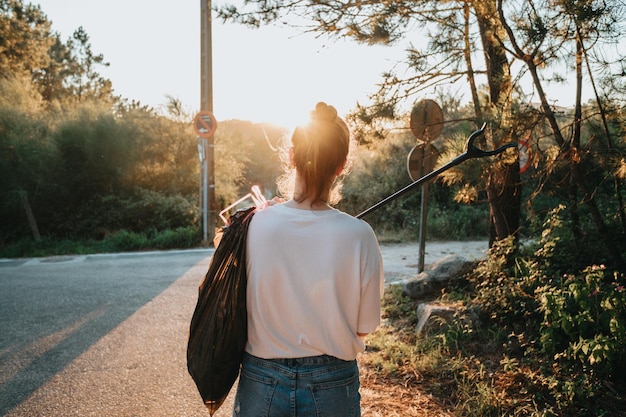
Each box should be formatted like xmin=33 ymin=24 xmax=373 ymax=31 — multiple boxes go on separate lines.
xmin=400 ymin=254 xmax=469 ymax=299
xmin=415 ymin=303 xmax=458 ymax=334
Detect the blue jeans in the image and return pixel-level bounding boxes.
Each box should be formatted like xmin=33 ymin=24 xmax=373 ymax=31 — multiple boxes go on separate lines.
xmin=232 ymin=352 xmax=361 ymax=417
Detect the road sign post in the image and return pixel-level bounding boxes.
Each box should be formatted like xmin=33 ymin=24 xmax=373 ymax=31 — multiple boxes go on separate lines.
xmin=194 ymin=111 xmax=218 ymax=244
xmin=409 ymin=99 xmax=444 ymax=273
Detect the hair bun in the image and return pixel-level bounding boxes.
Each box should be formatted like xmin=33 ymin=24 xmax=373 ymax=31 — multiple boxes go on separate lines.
xmin=311 ymin=102 xmax=338 ymax=122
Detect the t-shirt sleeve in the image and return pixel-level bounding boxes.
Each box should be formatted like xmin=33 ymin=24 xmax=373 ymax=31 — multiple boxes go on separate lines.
xmin=357 ymin=231 xmax=384 ymax=335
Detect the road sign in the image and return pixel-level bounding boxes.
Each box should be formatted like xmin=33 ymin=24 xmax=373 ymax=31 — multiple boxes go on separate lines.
xmin=193 ymin=110 xmax=217 ymax=138
xmin=409 ymin=99 xmax=443 ymax=142
xmin=407 ymin=143 xmax=441 ymax=182
xmin=518 ymin=139 xmax=531 ymax=173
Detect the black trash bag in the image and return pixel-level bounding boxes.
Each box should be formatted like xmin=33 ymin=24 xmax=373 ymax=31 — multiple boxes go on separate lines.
xmin=187 ymin=206 xmax=256 ymax=415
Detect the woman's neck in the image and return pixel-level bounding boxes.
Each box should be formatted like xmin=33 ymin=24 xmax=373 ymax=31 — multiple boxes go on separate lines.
xmin=284 ymin=198 xmax=331 ymax=211
xmin=290 ymin=173 xmax=332 ymax=210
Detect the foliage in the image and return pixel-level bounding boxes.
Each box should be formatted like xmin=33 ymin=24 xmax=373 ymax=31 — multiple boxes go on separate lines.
xmin=61 ymin=26 xmax=114 ymax=104
xmin=1 ymin=0 xmax=115 ymax=105
xmin=336 ymin=123 xmax=491 ymax=239
xmin=104 ymin=229 xmax=149 ymax=252
xmin=0 ymin=10 xmax=254 ymax=245
xmin=467 ymin=236 xmax=543 ymax=334
xmin=338 ymin=128 xmax=421 ymax=229
xmin=0 ymin=91 xmax=56 ymax=242
xmin=538 ymin=264 xmax=626 ymax=380
xmin=148 ymin=226 xmax=200 ymax=250
xmin=456 ymin=204 xmax=626 ymax=414
xmin=427 ymin=204 xmax=489 ymax=240
xmin=213 ymin=120 xmax=285 ymax=208
xmin=56 ymin=189 xmax=199 ymax=238
xmin=115 ymin=105 xmax=199 ymax=195
xmin=0 ymin=226 xmax=201 ymax=258
xmin=104 ymin=225 xmax=201 ymax=252
xmin=0 ymin=0 xmax=53 ymax=77
xmin=52 ymin=107 xmax=136 ymax=198
xmin=0 ymin=96 xmax=203 ymax=242
xmin=364 ymin=240 xmax=626 ymax=416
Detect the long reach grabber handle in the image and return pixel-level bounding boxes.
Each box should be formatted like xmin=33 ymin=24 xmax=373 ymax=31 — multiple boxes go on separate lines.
xmin=356 ymin=123 xmax=518 ymax=219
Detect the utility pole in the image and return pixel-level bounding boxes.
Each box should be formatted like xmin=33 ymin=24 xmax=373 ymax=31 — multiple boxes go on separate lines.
xmin=200 ymin=0 xmax=216 ymax=244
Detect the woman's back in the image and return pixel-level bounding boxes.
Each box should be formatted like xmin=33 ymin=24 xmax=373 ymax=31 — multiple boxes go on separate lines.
xmin=232 ymin=102 xmax=384 ymax=417
xmin=245 ymin=203 xmax=383 ymax=361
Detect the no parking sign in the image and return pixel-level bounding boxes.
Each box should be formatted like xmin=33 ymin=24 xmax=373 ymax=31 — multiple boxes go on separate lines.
xmin=193 ymin=111 xmax=217 ymax=139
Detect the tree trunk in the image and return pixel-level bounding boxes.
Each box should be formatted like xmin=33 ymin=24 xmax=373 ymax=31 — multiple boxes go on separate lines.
xmin=487 ymin=160 xmax=521 ymax=246
xmin=20 ymin=190 xmax=41 ymax=241
xmin=475 ymin=2 xmax=521 ymax=248
xmin=569 ymin=30 xmax=583 ymax=240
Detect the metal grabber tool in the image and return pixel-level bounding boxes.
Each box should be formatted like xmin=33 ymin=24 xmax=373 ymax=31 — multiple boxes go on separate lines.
xmin=356 ymin=123 xmax=518 ymax=219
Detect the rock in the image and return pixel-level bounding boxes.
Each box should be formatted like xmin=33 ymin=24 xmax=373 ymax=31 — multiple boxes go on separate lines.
xmin=415 ymin=303 xmax=481 ymax=335
xmin=415 ymin=303 xmax=458 ymax=334
xmin=401 ymin=254 xmax=469 ymax=299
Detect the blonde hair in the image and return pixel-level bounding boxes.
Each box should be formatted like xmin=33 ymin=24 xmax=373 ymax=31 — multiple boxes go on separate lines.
xmin=277 ymin=102 xmax=351 ymax=205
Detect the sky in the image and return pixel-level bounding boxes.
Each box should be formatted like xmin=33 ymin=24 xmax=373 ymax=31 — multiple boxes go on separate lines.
xmin=32 ymin=1 xmax=623 ymax=131
xmin=34 ymin=0 xmax=405 ymax=130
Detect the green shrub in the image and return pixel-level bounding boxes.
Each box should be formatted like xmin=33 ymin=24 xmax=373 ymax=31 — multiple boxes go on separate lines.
xmin=467 ymin=235 xmax=543 ymax=334
xmin=538 ymin=265 xmax=626 ymax=380
xmin=105 ymin=230 xmax=149 ymax=252
xmin=0 ymin=236 xmax=104 ymax=258
xmin=149 ymin=226 xmax=200 ymax=249
xmin=0 ymin=236 xmax=39 ymax=258
xmin=90 ymin=189 xmax=197 ymax=234
xmin=427 ymin=203 xmax=489 ymax=240
xmin=462 ymin=204 xmax=626 ymax=414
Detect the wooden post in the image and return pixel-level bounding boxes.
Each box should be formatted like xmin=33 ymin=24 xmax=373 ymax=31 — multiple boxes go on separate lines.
xmin=200 ymin=0 xmax=216 ymax=243
xmin=20 ymin=190 xmax=41 ymax=241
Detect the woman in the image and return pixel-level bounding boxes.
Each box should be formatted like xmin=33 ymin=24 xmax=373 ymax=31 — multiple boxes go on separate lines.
xmin=233 ymin=102 xmax=384 ymax=417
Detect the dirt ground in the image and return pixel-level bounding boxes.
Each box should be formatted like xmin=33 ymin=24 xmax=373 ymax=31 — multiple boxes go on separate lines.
xmin=359 ymin=240 xmax=489 ymax=416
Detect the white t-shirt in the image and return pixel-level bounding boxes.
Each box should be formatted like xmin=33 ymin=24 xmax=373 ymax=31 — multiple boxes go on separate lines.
xmin=245 ymin=203 xmax=384 ymax=361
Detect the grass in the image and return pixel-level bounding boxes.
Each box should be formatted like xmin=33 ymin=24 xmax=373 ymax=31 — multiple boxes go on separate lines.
xmin=358 ymin=285 xmax=626 ymax=417
xmin=1 ymin=227 xmax=478 ymax=259
xmin=0 ymin=226 xmax=202 ymax=258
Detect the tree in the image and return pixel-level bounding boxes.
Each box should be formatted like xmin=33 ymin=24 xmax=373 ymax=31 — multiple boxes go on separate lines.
xmin=0 ymin=78 xmax=55 ymax=240
xmin=495 ymin=0 xmax=625 ymax=268
xmin=63 ymin=26 xmax=114 ymax=104
xmin=215 ymin=0 xmax=521 ymax=246
xmin=215 ymin=0 xmax=625 ymax=267
xmin=0 ymin=0 xmax=52 ymax=78
xmin=0 ymin=1 xmax=115 ymax=106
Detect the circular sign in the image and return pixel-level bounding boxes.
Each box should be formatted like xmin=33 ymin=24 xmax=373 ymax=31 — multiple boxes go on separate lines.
xmin=518 ymin=139 xmax=531 ymax=174
xmin=409 ymin=99 xmax=444 ymax=142
xmin=193 ymin=110 xmax=217 ymax=138
xmin=407 ymin=143 xmax=441 ymax=182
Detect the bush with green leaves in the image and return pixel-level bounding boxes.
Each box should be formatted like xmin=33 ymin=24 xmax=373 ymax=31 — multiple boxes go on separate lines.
xmin=463 ymin=204 xmax=626 ymax=413
xmin=149 ymin=226 xmax=200 ymax=250
xmin=427 ymin=204 xmax=489 ymax=240
xmin=467 ymin=235 xmax=542 ymax=335
xmin=538 ymin=265 xmax=626 ymax=380
xmin=102 ymin=226 xmax=201 ymax=252
xmin=338 ymin=130 xmax=490 ymax=240
xmin=105 ymin=229 xmax=149 ymax=252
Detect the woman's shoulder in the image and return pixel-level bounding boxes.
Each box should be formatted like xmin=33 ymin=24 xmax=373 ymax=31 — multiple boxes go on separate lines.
xmin=332 ymin=209 xmax=377 ymax=232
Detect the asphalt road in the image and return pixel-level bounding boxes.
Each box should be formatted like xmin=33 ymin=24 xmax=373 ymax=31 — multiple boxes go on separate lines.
xmin=0 ymin=241 xmax=487 ymax=416
xmin=0 ymin=249 xmax=238 ymax=417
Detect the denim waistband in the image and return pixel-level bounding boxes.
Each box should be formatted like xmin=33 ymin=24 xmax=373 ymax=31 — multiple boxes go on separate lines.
xmin=243 ymin=352 xmax=351 ymax=367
